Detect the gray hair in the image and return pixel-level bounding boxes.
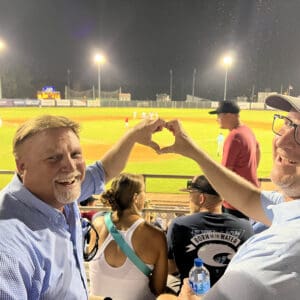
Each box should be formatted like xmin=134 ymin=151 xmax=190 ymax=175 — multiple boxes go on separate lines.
xmin=13 ymin=115 xmax=80 ymax=158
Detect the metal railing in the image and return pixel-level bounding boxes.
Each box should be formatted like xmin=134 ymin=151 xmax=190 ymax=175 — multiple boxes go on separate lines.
xmin=0 ymin=171 xmax=271 ymax=182
xmin=80 ymin=205 xmax=188 ymax=231
xmin=0 ymin=170 xmax=272 ymax=229
xmin=0 ymin=170 xmax=15 ymax=175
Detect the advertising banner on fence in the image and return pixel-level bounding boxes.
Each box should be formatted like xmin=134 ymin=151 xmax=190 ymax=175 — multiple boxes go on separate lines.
xmin=0 ymin=99 xmax=14 ymax=106
xmin=14 ymin=100 xmax=26 ymax=106
xmin=87 ymin=100 xmax=100 ymax=107
xmin=56 ymin=100 xmax=71 ymax=107
xmin=41 ymin=100 xmax=55 ymax=106
xmin=72 ymin=100 xmax=87 ymax=107
xmin=25 ymin=100 xmax=40 ymax=106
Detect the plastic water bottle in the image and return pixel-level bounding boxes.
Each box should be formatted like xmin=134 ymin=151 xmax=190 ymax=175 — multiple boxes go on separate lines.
xmin=189 ymin=257 xmax=210 ymax=296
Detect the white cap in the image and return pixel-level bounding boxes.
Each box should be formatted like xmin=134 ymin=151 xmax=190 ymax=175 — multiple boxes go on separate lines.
xmin=265 ymin=94 xmax=300 ymax=112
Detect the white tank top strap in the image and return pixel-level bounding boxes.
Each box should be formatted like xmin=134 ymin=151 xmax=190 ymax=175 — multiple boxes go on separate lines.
xmin=121 ymin=218 xmax=145 ymax=245
xmin=94 ymin=217 xmax=145 ymax=259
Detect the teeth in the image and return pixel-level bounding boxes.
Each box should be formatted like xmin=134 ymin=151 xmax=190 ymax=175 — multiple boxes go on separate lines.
xmin=55 ymin=173 xmax=81 ymax=184
xmin=57 ymin=178 xmax=75 ymax=184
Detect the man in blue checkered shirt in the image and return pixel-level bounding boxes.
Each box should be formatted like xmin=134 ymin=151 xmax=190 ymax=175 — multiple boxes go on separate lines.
xmin=0 ymin=115 xmax=164 ymax=300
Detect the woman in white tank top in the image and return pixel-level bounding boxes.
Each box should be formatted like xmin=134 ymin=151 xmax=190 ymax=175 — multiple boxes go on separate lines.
xmin=88 ymin=173 xmax=168 ymax=300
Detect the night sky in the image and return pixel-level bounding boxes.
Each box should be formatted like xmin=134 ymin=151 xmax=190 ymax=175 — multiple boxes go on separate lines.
xmin=1 ymin=0 xmax=300 ymax=100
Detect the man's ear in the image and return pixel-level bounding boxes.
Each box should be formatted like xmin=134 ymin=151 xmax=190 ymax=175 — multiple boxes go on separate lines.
xmin=15 ymin=159 xmax=25 ymax=175
xmin=198 ymin=193 xmax=206 ymax=205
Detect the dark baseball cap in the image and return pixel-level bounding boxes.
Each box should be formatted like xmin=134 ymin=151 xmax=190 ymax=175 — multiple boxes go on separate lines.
xmin=265 ymin=94 xmax=300 ymax=112
xmin=180 ymin=175 xmax=219 ymax=196
xmin=209 ymin=101 xmax=240 ymax=115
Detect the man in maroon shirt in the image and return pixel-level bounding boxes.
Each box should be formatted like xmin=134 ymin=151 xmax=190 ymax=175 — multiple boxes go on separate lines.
xmin=209 ymin=101 xmax=260 ymax=219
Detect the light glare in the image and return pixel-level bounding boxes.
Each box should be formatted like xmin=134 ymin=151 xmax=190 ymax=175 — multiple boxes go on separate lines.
xmin=223 ymin=56 xmax=233 ymax=66
xmin=94 ymin=54 xmax=105 ymax=64
xmin=0 ymin=40 xmax=6 ymax=51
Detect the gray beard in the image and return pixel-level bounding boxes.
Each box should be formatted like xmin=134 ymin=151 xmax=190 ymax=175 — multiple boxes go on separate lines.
xmin=54 ymin=186 xmax=81 ymax=205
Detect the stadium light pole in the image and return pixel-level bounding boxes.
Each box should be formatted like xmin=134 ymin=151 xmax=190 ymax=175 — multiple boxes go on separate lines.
xmin=222 ymin=55 xmax=233 ymax=101
xmin=0 ymin=39 xmax=6 ymax=99
xmin=67 ymin=68 xmax=71 ymax=99
xmin=192 ymin=68 xmax=196 ymax=101
xmin=169 ymin=69 xmax=173 ymax=100
xmin=94 ymin=54 xmax=105 ymax=101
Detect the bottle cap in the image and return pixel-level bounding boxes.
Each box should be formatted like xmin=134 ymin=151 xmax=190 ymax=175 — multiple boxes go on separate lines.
xmin=194 ymin=257 xmax=203 ymax=267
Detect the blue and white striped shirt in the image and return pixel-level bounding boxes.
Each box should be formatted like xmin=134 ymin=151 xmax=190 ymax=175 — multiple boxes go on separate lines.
xmin=0 ymin=162 xmax=105 ymax=300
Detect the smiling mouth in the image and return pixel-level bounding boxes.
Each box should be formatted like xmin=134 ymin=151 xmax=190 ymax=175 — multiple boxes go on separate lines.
xmin=55 ymin=175 xmax=81 ymax=186
xmin=56 ymin=179 xmax=76 ymax=185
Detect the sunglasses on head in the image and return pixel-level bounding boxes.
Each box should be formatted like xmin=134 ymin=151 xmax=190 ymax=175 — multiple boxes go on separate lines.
xmin=186 ymin=180 xmax=203 ymax=192
xmin=186 ymin=180 xmax=218 ymax=196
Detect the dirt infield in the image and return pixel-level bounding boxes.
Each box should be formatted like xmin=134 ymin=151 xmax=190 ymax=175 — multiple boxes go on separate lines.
xmin=82 ymin=143 xmax=177 ymax=162
xmin=78 ymin=114 xmax=271 ymax=163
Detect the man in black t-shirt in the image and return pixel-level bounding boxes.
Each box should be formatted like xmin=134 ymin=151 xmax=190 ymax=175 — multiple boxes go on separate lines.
xmin=167 ymin=175 xmax=254 ymax=286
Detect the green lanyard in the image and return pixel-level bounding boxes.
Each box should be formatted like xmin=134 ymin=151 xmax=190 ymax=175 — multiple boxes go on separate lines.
xmin=104 ymin=212 xmax=152 ymax=277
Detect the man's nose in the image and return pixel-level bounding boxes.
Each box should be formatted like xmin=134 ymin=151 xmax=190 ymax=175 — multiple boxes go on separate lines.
xmin=61 ymin=155 xmax=76 ymax=171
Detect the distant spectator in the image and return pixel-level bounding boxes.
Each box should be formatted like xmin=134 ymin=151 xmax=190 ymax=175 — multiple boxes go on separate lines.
xmin=209 ymin=101 xmax=260 ymax=219
xmin=216 ymin=132 xmax=224 ymax=156
xmin=125 ymin=117 xmax=129 ymax=128
xmin=150 ymin=213 xmax=164 ymax=230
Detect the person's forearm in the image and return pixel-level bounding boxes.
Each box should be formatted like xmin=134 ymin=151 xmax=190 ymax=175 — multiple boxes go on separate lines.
xmin=100 ymin=128 xmax=137 ymax=182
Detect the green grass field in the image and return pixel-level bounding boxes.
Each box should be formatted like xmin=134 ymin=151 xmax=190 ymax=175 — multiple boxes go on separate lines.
xmin=0 ymin=106 xmax=277 ymax=193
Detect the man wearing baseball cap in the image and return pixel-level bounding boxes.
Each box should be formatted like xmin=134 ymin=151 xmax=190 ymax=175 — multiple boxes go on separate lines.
xmin=167 ymin=175 xmax=253 ymax=287
xmin=159 ymin=94 xmax=300 ymax=299
xmin=209 ymin=101 xmax=261 ymax=219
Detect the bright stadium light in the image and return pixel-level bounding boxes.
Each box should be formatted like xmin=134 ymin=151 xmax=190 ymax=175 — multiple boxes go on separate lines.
xmin=0 ymin=40 xmax=6 ymax=51
xmin=94 ymin=54 xmax=106 ymax=100
xmin=221 ymin=55 xmax=233 ymax=101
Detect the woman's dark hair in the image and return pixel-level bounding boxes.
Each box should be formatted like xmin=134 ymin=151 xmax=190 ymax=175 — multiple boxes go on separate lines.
xmin=101 ymin=173 xmax=144 ymax=211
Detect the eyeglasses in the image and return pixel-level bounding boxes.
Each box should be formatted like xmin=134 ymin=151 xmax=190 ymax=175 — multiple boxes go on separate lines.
xmin=272 ymin=114 xmax=300 ymax=145
xmin=81 ymin=218 xmax=99 ymax=262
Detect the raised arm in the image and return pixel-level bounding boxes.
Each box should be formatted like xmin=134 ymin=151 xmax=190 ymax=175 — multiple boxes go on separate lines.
xmin=160 ymin=120 xmax=270 ymax=226
xmin=100 ymin=118 xmax=165 ymax=182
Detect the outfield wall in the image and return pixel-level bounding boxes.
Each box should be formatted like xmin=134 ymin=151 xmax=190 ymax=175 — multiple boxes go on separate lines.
xmin=0 ymin=98 xmax=268 ymax=110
